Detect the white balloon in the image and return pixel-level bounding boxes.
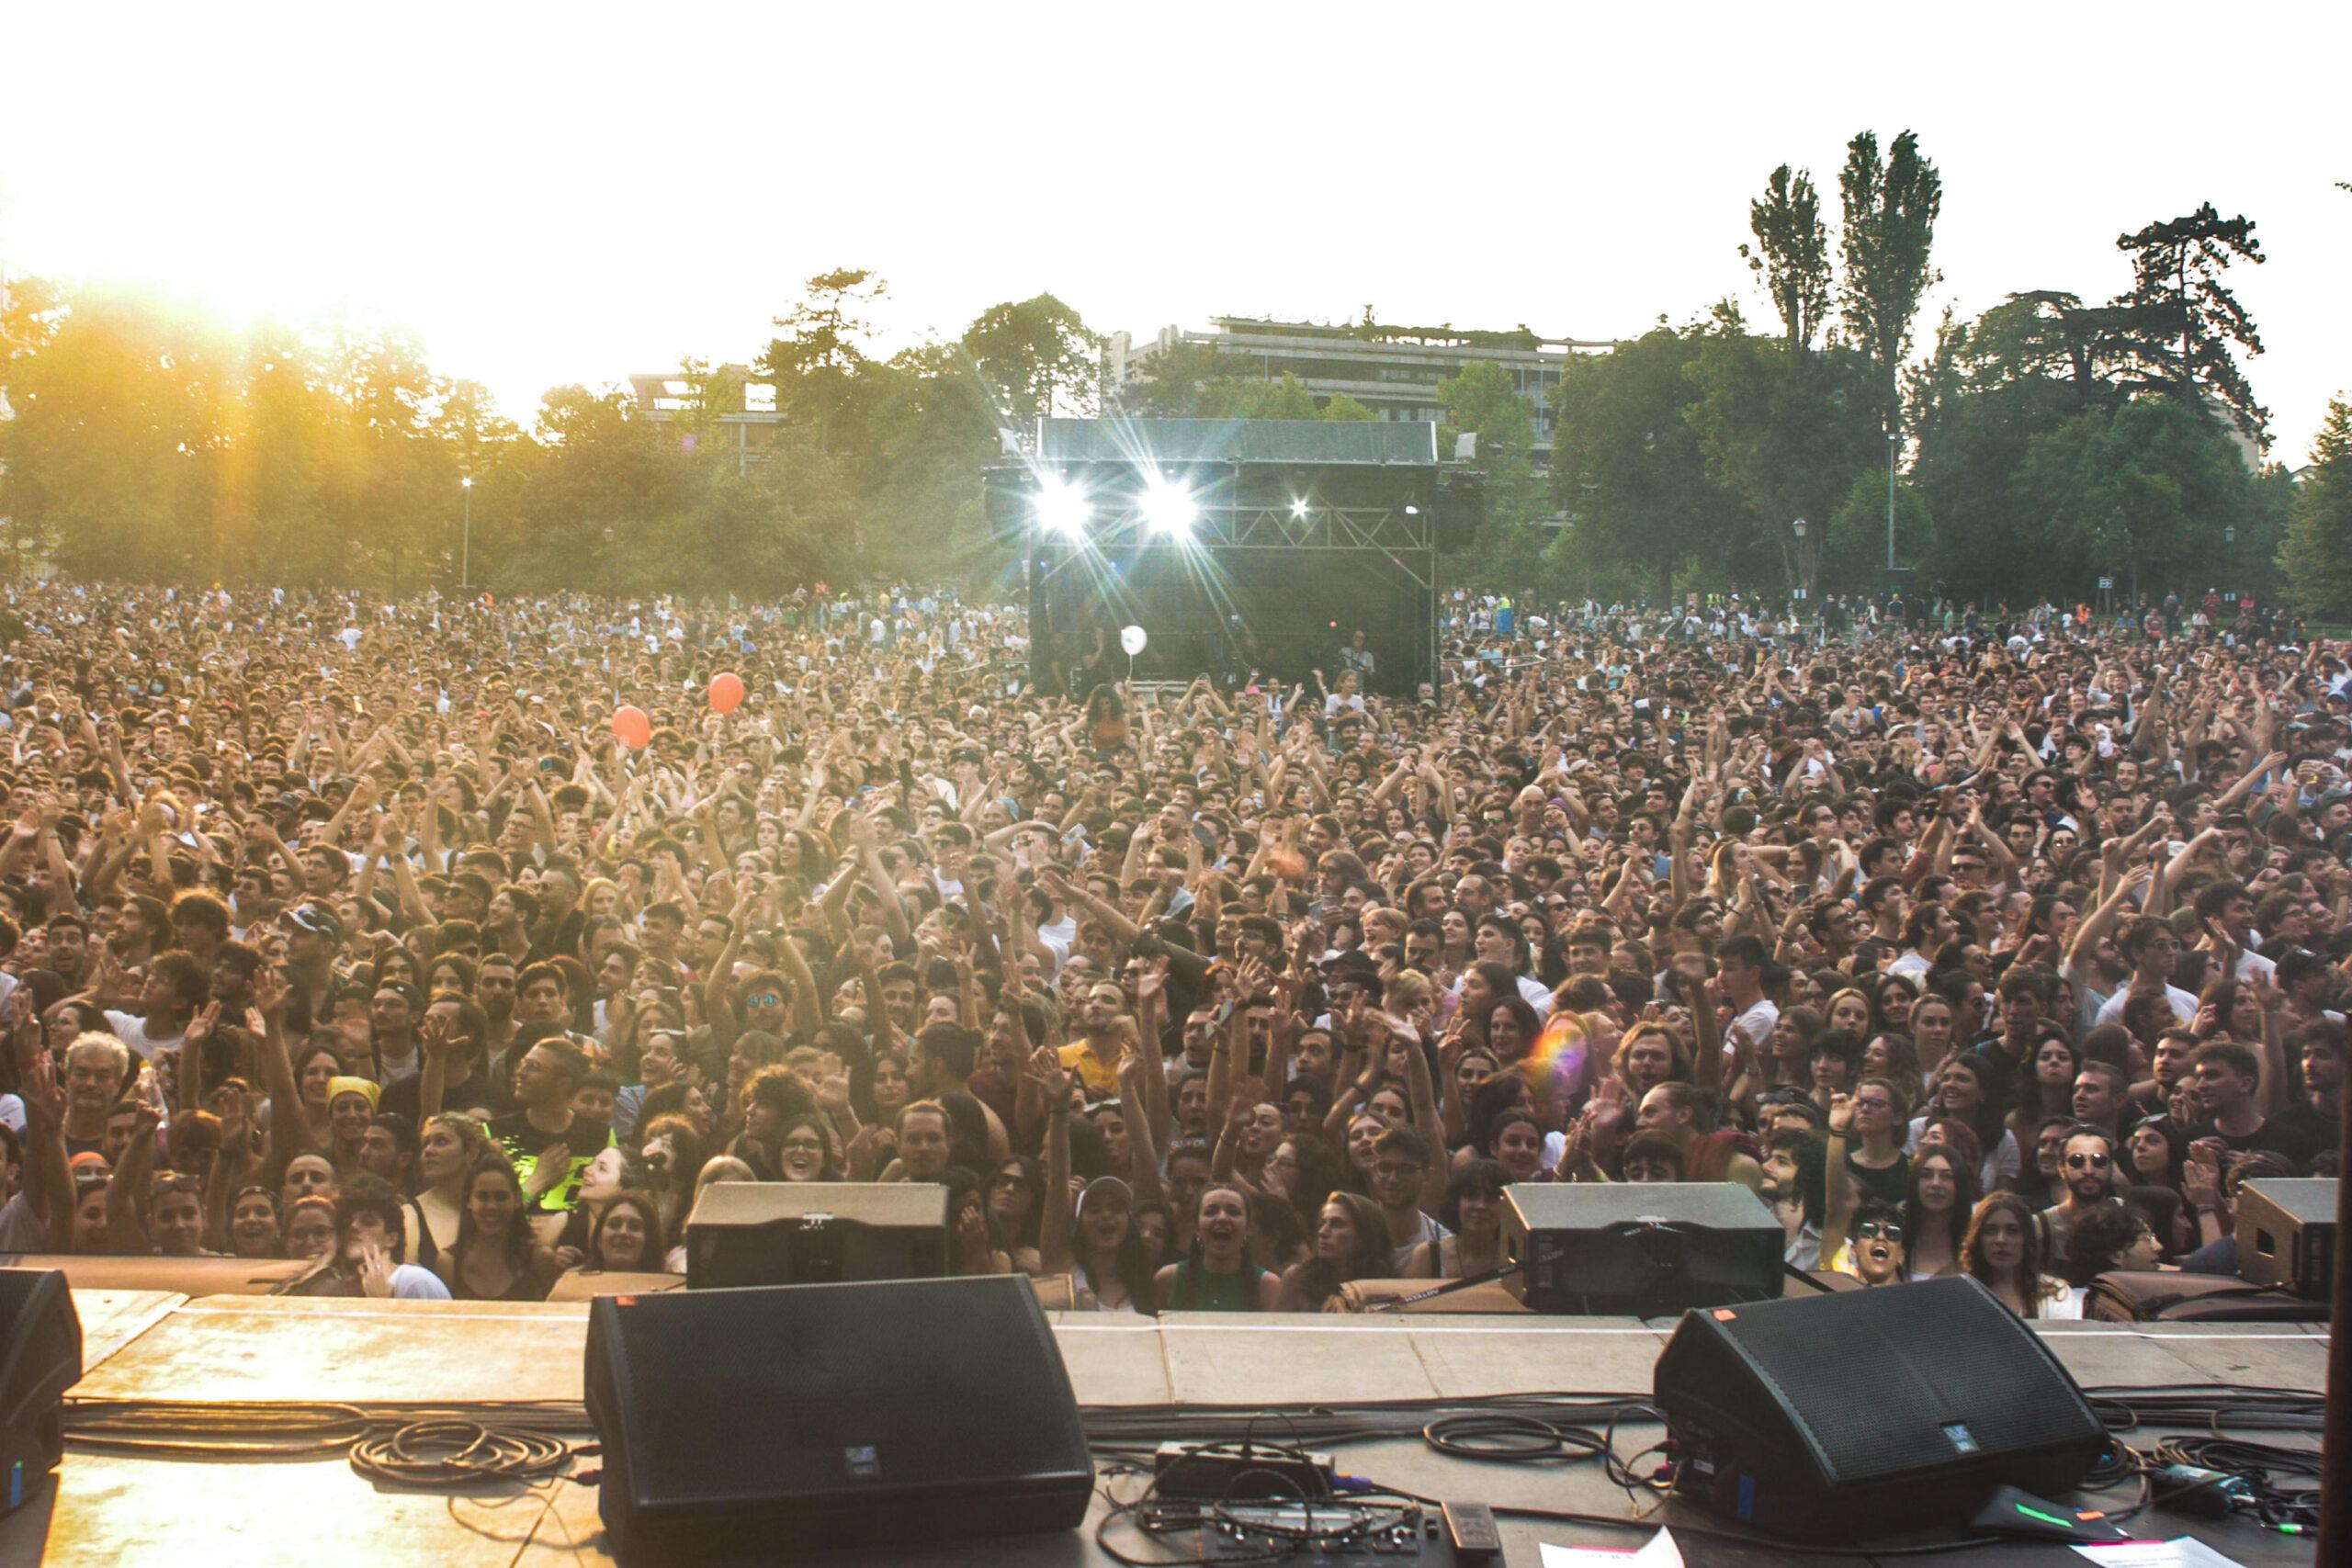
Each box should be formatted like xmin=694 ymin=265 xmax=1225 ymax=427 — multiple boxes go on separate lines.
xmin=1119 ymin=625 xmax=1148 ymax=657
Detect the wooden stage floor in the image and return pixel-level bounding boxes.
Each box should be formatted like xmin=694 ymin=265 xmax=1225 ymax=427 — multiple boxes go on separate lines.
xmin=2 ymin=1290 xmax=2329 ymax=1567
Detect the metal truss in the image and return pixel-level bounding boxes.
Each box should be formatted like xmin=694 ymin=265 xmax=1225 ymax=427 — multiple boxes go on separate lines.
xmin=1044 ymin=505 xmax=1436 ymax=588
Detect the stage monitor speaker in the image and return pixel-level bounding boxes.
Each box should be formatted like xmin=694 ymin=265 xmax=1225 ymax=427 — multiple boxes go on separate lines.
xmin=1655 ymin=1275 xmax=2108 ymax=1540
xmin=0 ymin=1269 xmax=83 ymax=1516
xmin=2234 ymin=1177 xmax=2335 ymax=1299
xmin=1501 ymin=1182 xmax=1782 ymax=1314
xmin=685 ymin=1181 xmax=947 ymax=1290
xmin=585 ymin=1275 xmax=1091 ymax=1561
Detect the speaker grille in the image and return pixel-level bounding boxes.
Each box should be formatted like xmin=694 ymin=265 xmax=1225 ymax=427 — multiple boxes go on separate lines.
xmin=1701 ymin=1277 xmax=2090 ymax=1483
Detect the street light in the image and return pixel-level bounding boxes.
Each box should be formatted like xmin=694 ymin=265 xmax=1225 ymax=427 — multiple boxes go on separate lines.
xmin=2224 ymin=524 xmax=2236 ymax=590
xmin=458 ymin=476 xmax=474 ymax=590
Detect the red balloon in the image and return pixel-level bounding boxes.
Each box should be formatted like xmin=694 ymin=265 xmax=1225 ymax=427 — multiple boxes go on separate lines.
xmin=611 ymin=705 xmax=652 ymax=750
xmin=708 ymin=671 xmax=745 ymax=715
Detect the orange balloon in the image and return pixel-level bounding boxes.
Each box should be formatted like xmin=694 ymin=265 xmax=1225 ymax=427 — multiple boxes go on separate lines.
xmin=708 ymin=671 xmax=745 ymax=715
xmin=612 ymin=705 xmax=652 ymax=750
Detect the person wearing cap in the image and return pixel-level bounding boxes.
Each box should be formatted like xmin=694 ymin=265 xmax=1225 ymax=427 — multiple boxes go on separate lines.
xmin=279 ymin=900 xmax=345 ymax=1037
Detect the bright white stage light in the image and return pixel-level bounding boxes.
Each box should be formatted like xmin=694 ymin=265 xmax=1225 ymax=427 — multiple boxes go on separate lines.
xmin=1142 ymin=479 xmax=1198 ymax=537
xmin=1035 ymin=477 xmax=1090 ymax=538
xmin=1290 ymin=497 xmax=1310 ymax=519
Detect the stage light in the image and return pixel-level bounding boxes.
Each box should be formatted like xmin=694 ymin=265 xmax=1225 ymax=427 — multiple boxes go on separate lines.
xmin=1142 ymin=478 xmax=1197 ymax=537
xmin=1290 ymin=498 xmax=1310 ymax=519
xmin=1035 ymin=477 xmax=1090 ymax=538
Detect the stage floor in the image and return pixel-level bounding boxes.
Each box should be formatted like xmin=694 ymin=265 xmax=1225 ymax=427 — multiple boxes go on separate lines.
xmin=3 ymin=1290 xmax=2330 ymax=1567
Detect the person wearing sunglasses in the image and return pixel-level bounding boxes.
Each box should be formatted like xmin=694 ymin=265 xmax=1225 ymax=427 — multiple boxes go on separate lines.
xmin=1839 ymin=1201 xmax=1908 ymax=1288
xmin=2036 ymin=1125 xmax=2121 ymax=1285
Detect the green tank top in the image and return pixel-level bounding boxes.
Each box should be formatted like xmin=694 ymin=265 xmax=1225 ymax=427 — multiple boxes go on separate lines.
xmin=1170 ymin=1259 xmax=1260 ymax=1312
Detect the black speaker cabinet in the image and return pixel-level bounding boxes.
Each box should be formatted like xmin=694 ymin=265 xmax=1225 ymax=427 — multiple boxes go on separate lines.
xmin=684 ymin=1180 xmax=947 ymax=1289
xmin=1502 ymin=1182 xmax=1782 ymax=1314
xmin=584 ymin=1275 xmax=1092 ymax=1561
xmin=1656 ymin=1275 xmax=2108 ymax=1539
xmin=0 ymin=1269 xmax=83 ymax=1515
xmin=2235 ymin=1177 xmax=2335 ymax=1299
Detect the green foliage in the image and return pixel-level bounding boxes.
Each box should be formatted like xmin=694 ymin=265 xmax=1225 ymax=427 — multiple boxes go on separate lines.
xmin=2280 ymin=400 xmax=2352 ymax=616
xmin=959 ymin=293 xmax=1103 ymax=424
xmin=1198 ymin=372 xmax=1320 ymax=421
xmin=1740 ymin=164 xmax=1831 ymax=354
xmin=1838 ymin=129 xmax=1941 ymax=434
xmin=2110 ymin=205 xmax=2268 ymax=445
xmin=1548 ymin=327 xmax=1756 ymax=602
xmin=0 ymin=274 xmax=1107 ymax=595
xmin=1685 ymin=333 xmax=1885 ymax=592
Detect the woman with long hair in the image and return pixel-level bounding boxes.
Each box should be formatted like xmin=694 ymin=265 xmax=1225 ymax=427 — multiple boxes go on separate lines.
xmin=573 ymin=1191 xmax=667 ymax=1275
xmin=1900 ymin=1146 xmax=1979 ymax=1280
xmin=1155 ymin=1186 xmax=1281 ymax=1312
xmin=1908 ymin=993 xmax=1961 ymax=1085
xmin=1766 ymin=1006 xmax=1821 ymax=1093
xmin=1822 ymin=987 xmax=1876 ymax=1043
xmin=637 ymin=1112 xmax=707 ymax=1249
xmin=984 ymin=1155 xmax=1046 ymax=1273
xmin=1275 ymin=1192 xmax=1392 ymax=1310
xmin=1033 ymin=1048 xmax=1156 ymax=1311
xmin=1959 ymin=1191 xmax=2074 ymax=1317
xmin=406 ymin=1112 xmax=493 ymax=1270
xmin=2006 ymin=1035 xmax=2078 ymax=1148
xmin=433 ymin=1156 xmax=561 ymax=1303
xmin=1405 ymin=1160 xmax=1510 ymax=1280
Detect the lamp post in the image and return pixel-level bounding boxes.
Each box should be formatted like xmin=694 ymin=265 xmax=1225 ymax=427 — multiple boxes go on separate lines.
xmin=2223 ymin=524 xmax=2235 ymax=592
xmin=458 ymin=476 xmax=474 ymax=590
xmin=1886 ymin=429 xmax=1899 ymax=572
xmin=1792 ymin=515 xmax=1808 ymax=606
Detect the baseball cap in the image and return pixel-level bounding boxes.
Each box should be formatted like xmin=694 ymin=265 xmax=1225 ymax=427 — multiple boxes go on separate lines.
xmin=286 ymin=901 xmax=344 ymax=943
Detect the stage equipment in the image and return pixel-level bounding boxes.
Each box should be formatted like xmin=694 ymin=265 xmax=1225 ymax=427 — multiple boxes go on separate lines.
xmin=684 ymin=1181 xmax=947 ymax=1289
xmin=584 ymin=1276 xmax=1091 ymax=1560
xmin=1500 ymin=1183 xmax=1781 ymax=1315
xmin=1654 ymin=1276 xmax=2108 ymax=1540
xmin=0 ymin=1269 xmax=81 ymax=1516
xmin=2234 ymin=1177 xmax=2335 ymax=1298
xmin=989 ymin=418 xmax=1476 ymax=697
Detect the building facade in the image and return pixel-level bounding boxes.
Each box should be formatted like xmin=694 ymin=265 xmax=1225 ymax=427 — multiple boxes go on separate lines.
xmin=1105 ymin=316 xmax=1614 ymax=463
xmin=628 ymin=364 xmax=786 ymax=477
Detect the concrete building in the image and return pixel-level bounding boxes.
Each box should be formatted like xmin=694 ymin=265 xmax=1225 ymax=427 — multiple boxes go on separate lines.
xmin=1105 ymin=316 xmax=1614 ymax=463
xmin=628 ymin=364 xmax=786 ymax=477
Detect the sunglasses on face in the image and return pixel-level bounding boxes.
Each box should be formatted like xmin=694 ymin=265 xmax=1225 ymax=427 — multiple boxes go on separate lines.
xmin=2064 ymin=1152 xmax=2111 ymax=1169
xmin=1854 ymin=1220 xmax=1904 ymax=1242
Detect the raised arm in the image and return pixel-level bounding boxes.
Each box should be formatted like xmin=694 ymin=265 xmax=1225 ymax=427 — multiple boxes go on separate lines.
xmin=1032 ymin=1047 xmax=1076 ymax=1276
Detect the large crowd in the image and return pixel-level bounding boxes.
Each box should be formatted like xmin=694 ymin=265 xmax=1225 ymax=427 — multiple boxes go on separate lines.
xmin=0 ymin=578 xmax=2340 ymax=1318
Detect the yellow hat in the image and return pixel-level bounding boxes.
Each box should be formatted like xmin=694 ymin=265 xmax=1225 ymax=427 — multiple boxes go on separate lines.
xmin=326 ymin=1076 xmax=381 ymax=1111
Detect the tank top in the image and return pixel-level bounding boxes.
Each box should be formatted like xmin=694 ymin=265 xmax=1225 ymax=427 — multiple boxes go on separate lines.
xmin=1168 ymin=1259 xmax=1261 ymax=1313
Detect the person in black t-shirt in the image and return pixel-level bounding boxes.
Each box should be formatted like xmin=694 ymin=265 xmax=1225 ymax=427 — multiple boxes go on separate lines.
xmin=486 ymin=1037 xmax=608 ymax=1216
xmin=2267 ymin=1022 xmax=2343 ymax=1164
xmin=2185 ymin=1041 xmax=2325 ymax=1169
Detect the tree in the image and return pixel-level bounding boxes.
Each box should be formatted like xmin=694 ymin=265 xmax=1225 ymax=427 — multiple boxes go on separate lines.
xmin=757 ymin=267 xmax=888 ymax=451
xmin=1548 ymin=327 xmax=1756 ymax=602
xmin=1437 ymin=362 xmax=1545 ymax=528
xmin=960 ymin=294 xmax=1103 ymax=427
xmin=2280 ymin=399 xmax=2352 ymax=615
xmin=1687 ymin=333 xmax=1884 ymax=594
xmin=1740 ymin=164 xmax=1832 ymax=355
xmin=2110 ymin=205 xmax=2267 ymax=445
xmin=1114 ymin=339 xmax=1226 ymax=417
xmin=1838 ymin=130 xmax=1941 ymax=436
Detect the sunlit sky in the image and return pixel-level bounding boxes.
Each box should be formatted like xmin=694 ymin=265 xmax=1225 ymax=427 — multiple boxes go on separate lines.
xmin=4 ymin=3 xmax=2346 ymax=462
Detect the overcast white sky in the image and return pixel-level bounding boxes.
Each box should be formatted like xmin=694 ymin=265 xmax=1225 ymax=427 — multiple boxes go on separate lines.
xmin=5 ymin=3 xmax=2346 ymax=462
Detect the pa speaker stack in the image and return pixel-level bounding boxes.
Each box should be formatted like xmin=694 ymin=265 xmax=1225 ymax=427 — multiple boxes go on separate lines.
xmin=1502 ymin=1183 xmax=1783 ymax=1314
xmin=0 ymin=1269 xmax=82 ymax=1516
xmin=584 ymin=1275 xmax=1091 ymax=1561
xmin=1655 ymin=1275 xmax=2108 ymax=1539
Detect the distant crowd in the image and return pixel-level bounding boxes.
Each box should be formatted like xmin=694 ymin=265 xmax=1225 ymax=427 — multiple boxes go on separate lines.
xmin=0 ymin=579 xmax=2340 ymax=1318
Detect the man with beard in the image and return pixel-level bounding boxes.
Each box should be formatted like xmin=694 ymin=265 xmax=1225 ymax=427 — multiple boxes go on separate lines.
xmin=1058 ymin=981 xmax=1129 ymax=1100
xmin=2037 ymin=1126 xmax=2121 ymax=1282
xmin=1761 ymin=1127 xmax=1826 ymax=1267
